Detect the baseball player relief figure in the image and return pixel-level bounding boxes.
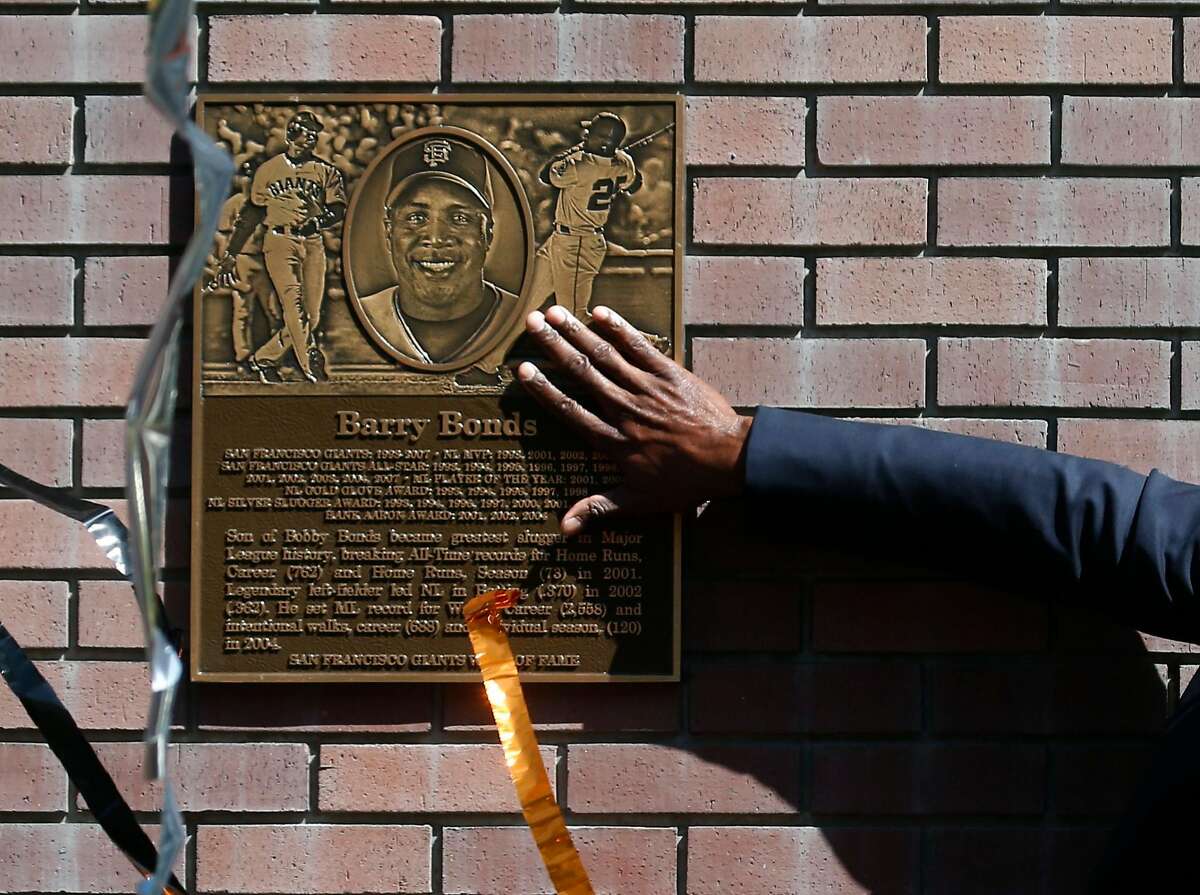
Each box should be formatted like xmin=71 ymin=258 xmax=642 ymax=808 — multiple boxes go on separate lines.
xmin=212 ymin=111 xmax=346 ymax=383
xmin=527 ymin=112 xmax=636 ymax=319
xmin=208 ymin=159 xmax=282 ymax=372
xmin=527 ymin=112 xmax=673 ymax=350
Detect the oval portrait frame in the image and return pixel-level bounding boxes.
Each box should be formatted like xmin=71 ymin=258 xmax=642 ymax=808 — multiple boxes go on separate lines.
xmin=342 ymin=125 xmax=536 ymax=372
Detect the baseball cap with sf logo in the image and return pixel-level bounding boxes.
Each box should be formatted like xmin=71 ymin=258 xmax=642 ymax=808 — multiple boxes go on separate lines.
xmin=384 ymin=133 xmax=494 ymax=214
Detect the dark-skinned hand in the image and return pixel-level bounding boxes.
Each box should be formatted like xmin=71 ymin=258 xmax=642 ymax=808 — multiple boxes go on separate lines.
xmin=516 ymin=304 xmax=753 ymax=536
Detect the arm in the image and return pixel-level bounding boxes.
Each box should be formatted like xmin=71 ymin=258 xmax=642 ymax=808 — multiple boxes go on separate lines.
xmin=294 ymin=166 xmax=346 ymax=237
xmin=209 ymin=201 xmax=264 ymax=285
xmin=747 ymin=409 xmax=1200 ymax=641
xmin=538 ymin=144 xmax=582 ymax=187
xmin=223 ymin=203 xmax=265 ymax=258
xmin=249 ymin=168 xmax=271 ymax=207
xmin=295 ymin=201 xmax=344 ymax=237
xmin=516 ymin=305 xmax=1200 ymax=644
xmin=619 ymin=154 xmax=642 ymax=195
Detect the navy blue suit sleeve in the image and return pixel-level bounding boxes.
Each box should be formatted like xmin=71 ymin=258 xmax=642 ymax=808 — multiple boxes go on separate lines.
xmin=744 ymin=407 xmax=1200 ymax=644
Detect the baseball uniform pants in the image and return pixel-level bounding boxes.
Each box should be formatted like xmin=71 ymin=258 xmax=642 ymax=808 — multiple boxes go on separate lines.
xmin=254 ymin=231 xmax=326 ymax=374
xmin=230 ymin=253 xmax=280 ymax=363
xmin=528 ymin=230 xmax=607 ymax=318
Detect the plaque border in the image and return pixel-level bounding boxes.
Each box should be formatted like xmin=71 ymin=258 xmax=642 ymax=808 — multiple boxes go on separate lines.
xmin=190 ymin=92 xmax=684 ymax=683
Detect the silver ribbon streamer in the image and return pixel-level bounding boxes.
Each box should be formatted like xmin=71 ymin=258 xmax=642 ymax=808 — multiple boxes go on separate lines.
xmin=133 ymin=1 xmax=233 ymax=893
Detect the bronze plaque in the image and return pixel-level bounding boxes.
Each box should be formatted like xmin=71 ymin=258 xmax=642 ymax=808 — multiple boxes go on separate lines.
xmin=191 ymin=94 xmax=683 ymax=681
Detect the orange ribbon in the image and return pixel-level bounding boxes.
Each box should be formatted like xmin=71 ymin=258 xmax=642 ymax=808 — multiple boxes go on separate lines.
xmin=465 ymin=589 xmax=595 ymax=895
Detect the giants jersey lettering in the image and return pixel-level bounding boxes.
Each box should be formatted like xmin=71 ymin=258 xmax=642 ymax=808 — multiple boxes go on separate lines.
xmin=548 ymin=149 xmax=637 ymax=231
xmin=251 ymin=154 xmax=346 ymax=229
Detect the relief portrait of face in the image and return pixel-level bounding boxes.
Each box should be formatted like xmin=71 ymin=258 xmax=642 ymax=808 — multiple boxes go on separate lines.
xmin=385 ymin=178 xmax=492 ymax=322
xmin=352 ymin=131 xmax=523 ymax=369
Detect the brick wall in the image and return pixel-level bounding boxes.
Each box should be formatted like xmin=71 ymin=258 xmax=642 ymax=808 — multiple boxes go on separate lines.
xmin=0 ymin=3 xmax=1194 ymax=893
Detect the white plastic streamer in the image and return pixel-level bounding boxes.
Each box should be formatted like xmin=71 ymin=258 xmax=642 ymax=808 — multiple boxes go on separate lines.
xmin=132 ymin=2 xmax=234 ymax=892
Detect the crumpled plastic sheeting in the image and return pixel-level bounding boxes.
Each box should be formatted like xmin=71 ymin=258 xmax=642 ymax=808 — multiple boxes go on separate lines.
xmin=131 ymin=0 xmax=234 ymax=892
xmin=0 ymin=469 xmax=185 ymax=895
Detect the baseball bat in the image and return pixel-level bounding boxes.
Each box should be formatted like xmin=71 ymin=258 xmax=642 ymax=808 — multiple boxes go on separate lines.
xmin=622 ymin=122 xmax=676 ymax=153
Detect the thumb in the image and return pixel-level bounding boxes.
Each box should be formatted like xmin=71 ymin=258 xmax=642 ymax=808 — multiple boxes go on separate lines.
xmin=561 ymin=485 xmax=643 ymax=536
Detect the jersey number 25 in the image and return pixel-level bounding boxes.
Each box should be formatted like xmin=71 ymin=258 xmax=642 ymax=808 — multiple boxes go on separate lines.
xmin=587 ymin=176 xmax=629 ymax=211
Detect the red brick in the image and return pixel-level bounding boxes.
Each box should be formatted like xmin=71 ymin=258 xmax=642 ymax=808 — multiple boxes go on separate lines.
xmin=802 ymin=662 xmax=926 ymax=735
xmin=1056 ymin=603 xmax=1200 ymax=654
xmin=925 ymin=828 xmax=1107 ymax=895
xmin=84 ymin=96 xmax=175 ymax=165
xmin=1059 ymin=257 xmax=1200 ymax=327
xmin=209 ymin=16 xmax=441 ymax=83
xmin=854 ymin=417 xmax=1048 ymax=447
xmin=1186 ymin=19 xmax=1200 ymax=83
xmin=1063 ymin=97 xmax=1200 ymax=166
xmin=939 ymin=337 xmax=1170 ymax=408
xmin=0 ymin=338 xmax=144 ymax=407
xmin=0 ymin=500 xmax=130 ymax=569
xmin=87 ymin=742 xmax=309 ymax=812
xmin=0 ymin=176 xmax=171 ymax=245
xmin=453 ymin=14 xmax=683 ymax=83
xmin=83 ymin=256 xmax=168 ymax=326
xmin=931 ymin=647 xmax=1166 ymax=734
xmin=0 ymin=97 xmax=72 ymax=164
xmin=1050 ymin=659 xmax=1168 ymax=734
xmin=819 ymin=96 xmax=1050 ymax=166
xmin=80 ymin=418 xmax=124 ymax=488
xmin=695 ymin=177 xmax=926 ymax=246
xmin=1058 ymin=419 xmax=1200 ymax=480
xmin=444 ymin=826 xmax=676 ymax=895
xmin=0 ymin=16 xmax=189 ymax=84
xmin=688 ymin=826 xmax=918 ymax=895
xmin=928 ymin=662 xmax=1053 ymax=735
xmin=938 ymin=177 xmax=1170 ymax=247
xmin=0 ymin=581 xmax=68 ymax=648
xmin=683 ymin=578 xmax=802 ymax=652
xmin=1182 ymin=178 xmax=1200 ymax=245
xmin=568 ymin=744 xmax=800 ymax=813
xmin=692 ymin=338 xmax=925 ymax=408
xmin=1053 ymin=744 xmax=1154 ymax=815
xmin=0 ymin=824 xmax=158 ymax=893
xmin=0 ymin=745 xmax=65 ymax=811
xmin=684 ymin=257 xmax=805 ymax=326
xmin=695 ymin=16 xmax=926 ymax=84
xmin=0 ymin=256 xmax=74 ymax=326
xmin=812 ymin=744 xmax=1045 ymax=814
xmin=76 ymin=580 xmax=139 ymax=648
xmin=0 ymin=418 xmax=73 ymax=486
xmin=318 ymin=744 xmax=555 ymax=812
xmin=0 ymin=660 xmax=152 ymax=730
xmin=1182 ymin=342 xmax=1200 ymax=409
xmin=818 ymin=257 xmax=1045 ymax=325
xmin=685 ymin=96 xmax=805 ymax=166
xmin=1184 ymin=664 xmax=1200 ymax=698
xmin=689 ymin=661 xmax=920 ymax=734
xmin=940 ymin=16 xmax=1172 ymax=85
xmin=931 ymin=658 xmax=1168 ymax=735
xmin=443 ymin=682 xmax=678 ymax=731
xmin=687 ymin=499 xmax=935 ymax=579
xmin=197 ymin=825 xmax=430 ymax=894
xmin=197 ymin=682 xmax=433 ymax=732
xmin=813 ymin=580 xmax=1047 ymax=652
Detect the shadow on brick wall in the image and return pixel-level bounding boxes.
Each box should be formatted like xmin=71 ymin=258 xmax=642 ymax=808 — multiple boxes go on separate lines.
xmin=163 ymin=423 xmax=1173 ymax=892
xmin=680 ymin=500 xmax=1174 ymax=894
